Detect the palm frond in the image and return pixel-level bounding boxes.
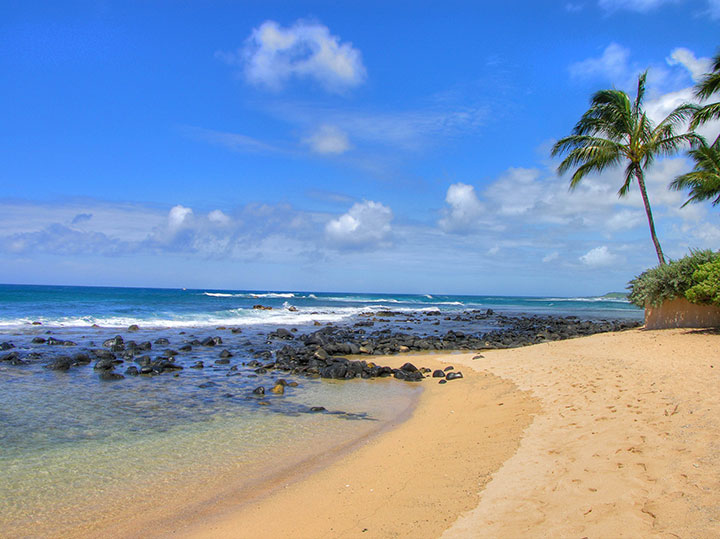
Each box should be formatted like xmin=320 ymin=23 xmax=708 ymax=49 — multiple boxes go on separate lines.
xmin=695 ymin=50 xmax=720 ymax=100
xmin=669 ymin=139 xmax=720 ymax=206
xmin=690 ymin=102 xmax=720 ymax=130
xmin=619 ymin=162 xmax=639 ymax=197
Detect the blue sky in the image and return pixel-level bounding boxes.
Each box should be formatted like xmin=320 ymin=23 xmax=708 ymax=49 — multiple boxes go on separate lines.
xmin=1 ymin=0 xmax=719 ymax=295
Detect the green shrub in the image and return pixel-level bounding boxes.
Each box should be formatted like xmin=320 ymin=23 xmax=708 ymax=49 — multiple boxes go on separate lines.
xmin=685 ymin=258 xmax=720 ymax=306
xmin=627 ymin=249 xmax=720 ymax=307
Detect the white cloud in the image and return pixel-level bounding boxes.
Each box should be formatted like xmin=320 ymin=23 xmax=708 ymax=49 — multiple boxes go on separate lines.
xmin=580 ymin=246 xmax=618 ymax=267
xmin=606 ymin=209 xmax=646 ymax=231
xmin=666 ymin=48 xmax=713 ymax=82
xmin=485 ymin=168 xmax=543 ymax=216
xmin=439 ymin=183 xmax=487 ymax=233
xmin=325 ymin=201 xmax=393 ymax=248
xmin=569 ymin=42 xmax=631 ymax=82
xmin=222 ymin=20 xmax=366 ymax=93
xmin=168 ymin=205 xmax=193 ymax=231
xmin=208 ymin=209 xmax=231 ymax=226
xmin=303 ymin=125 xmax=351 ymax=154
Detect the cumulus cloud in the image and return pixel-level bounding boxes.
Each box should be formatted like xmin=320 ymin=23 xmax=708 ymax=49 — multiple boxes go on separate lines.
xmin=570 ymin=42 xmax=631 ymax=83
xmin=208 ymin=209 xmax=231 ymax=226
xmin=168 ymin=205 xmax=193 ymax=231
xmin=567 ymin=42 xmax=709 ymax=93
xmin=580 ymin=246 xmax=619 ymax=267
xmin=303 ymin=124 xmax=351 ymax=154
xmin=439 ymin=183 xmax=486 ymax=232
xmin=220 ymin=19 xmax=366 ymax=93
xmin=325 ymin=200 xmax=393 ymax=248
xmin=666 ymin=48 xmax=713 ymax=82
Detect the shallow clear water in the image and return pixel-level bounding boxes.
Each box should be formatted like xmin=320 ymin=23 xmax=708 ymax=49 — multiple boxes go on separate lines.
xmin=0 ymin=362 xmax=418 ymax=537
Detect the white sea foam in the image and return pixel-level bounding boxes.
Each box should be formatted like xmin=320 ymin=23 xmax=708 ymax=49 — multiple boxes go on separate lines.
xmin=202 ymin=292 xmax=298 ymax=299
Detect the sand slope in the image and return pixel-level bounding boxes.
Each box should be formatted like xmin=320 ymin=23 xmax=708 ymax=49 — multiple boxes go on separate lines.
xmin=167 ymin=328 xmax=719 ymax=538
xmin=445 ymin=328 xmax=720 ymax=538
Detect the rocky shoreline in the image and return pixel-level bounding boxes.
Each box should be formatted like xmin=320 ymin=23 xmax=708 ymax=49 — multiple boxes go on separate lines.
xmin=0 ymin=310 xmax=640 ymax=388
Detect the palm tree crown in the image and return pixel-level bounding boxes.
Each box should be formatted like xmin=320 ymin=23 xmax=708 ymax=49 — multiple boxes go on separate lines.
xmin=670 ymin=138 xmax=720 ymax=206
xmin=551 ymin=72 xmax=698 ymax=265
xmin=671 ymin=49 xmax=720 ymax=209
xmin=690 ymin=50 xmax=720 ymax=137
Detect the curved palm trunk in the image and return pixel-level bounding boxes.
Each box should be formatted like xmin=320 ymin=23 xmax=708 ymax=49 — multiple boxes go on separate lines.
xmin=635 ymin=170 xmax=666 ymax=265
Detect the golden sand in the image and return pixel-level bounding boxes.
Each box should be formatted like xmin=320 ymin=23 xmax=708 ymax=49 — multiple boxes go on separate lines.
xmin=150 ymin=328 xmax=718 ymax=538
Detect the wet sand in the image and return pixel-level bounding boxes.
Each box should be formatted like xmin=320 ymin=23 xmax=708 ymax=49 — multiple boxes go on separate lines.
xmin=163 ymin=328 xmax=719 ymax=538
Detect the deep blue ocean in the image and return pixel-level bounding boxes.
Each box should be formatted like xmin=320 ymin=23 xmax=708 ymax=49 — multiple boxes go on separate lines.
xmin=0 ymin=284 xmax=642 ymax=537
xmin=0 ymin=284 xmax=642 ymax=329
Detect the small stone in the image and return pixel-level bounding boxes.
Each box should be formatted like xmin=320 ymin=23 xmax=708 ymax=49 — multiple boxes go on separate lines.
xmin=310 ymin=406 xmax=326 ymax=412
xmin=252 ymin=386 xmax=265 ymax=395
xmin=432 ymin=369 xmax=446 ymax=378
xmin=128 ymin=324 xmax=140 ymax=331
xmin=443 ymin=366 xmax=454 ymax=372
xmin=270 ymin=384 xmax=285 ymax=395
xmin=438 ymin=379 xmax=447 ymax=384
xmin=446 ymin=371 xmax=464 ymax=380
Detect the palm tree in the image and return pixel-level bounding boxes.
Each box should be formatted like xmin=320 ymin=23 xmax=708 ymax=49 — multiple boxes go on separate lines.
xmin=690 ymin=50 xmax=720 ymax=141
xmin=671 ymin=50 xmax=720 ymax=208
xmin=670 ymin=137 xmax=720 ymax=206
xmin=551 ymin=71 xmax=698 ymax=265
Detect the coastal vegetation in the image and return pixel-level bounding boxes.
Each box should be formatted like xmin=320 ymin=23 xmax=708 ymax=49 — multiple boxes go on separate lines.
xmin=551 ymin=71 xmax=698 ymax=265
xmin=627 ymin=249 xmax=720 ymax=307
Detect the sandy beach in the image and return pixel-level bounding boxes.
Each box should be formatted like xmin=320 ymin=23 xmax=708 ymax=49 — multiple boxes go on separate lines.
xmin=161 ymin=327 xmax=719 ymax=539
